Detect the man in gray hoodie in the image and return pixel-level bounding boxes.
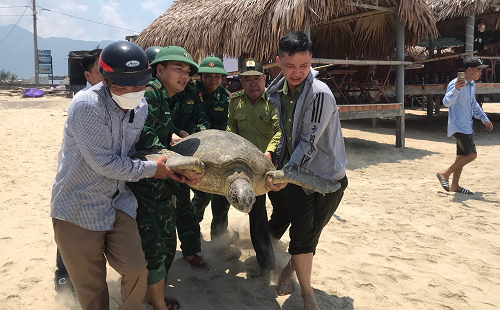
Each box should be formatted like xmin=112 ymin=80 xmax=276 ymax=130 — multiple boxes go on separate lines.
xmin=265 ymin=31 xmax=348 ymax=310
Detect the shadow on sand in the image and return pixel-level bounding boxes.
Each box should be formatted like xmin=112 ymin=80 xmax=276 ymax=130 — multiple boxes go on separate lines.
xmin=344 ymin=136 xmax=437 ymax=171
xmin=450 ymin=191 xmax=500 ymax=208
xmin=281 ymin=288 xmax=354 ymax=310
xmin=341 ymin=109 xmax=500 ymax=146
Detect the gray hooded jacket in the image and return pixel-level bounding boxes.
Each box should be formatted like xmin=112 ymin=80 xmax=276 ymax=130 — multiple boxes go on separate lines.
xmin=267 ymin=68 xmax=346 ymax=191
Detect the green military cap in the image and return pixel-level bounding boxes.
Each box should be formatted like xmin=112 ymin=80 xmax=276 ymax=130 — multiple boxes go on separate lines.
xmin=198 ymin=56 xmax=228 ymax=76
xmin=240 ymin=58 xmax=263 ymax=76
xmin=144 ymin=46 xmax=162 ymax=65
xmin=150 ymin=46 xmax=199 ymax=75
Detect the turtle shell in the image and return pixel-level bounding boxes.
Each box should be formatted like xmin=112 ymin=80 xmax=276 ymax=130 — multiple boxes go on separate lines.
xmin=171 ymin=130 xmax=275 ymax=176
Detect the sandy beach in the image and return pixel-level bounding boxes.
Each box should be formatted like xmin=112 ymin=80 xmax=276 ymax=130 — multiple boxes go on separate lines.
xmin=0 ymin=95 xmax=498 ymax=310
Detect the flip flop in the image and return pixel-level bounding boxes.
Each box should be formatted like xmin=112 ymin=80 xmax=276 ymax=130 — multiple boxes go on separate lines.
xmin=455 ymin=188 xmax=474 ymax=195
xmin=436 ymin=173 xmax=449 ymax=192
xmin=182 ymin=254 xmax=207 ymax=267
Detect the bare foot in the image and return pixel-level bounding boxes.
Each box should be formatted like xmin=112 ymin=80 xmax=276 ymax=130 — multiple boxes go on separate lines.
xmin=449 ymin=185 xmax=461 ymax=192
xmin=438 ymin=172 xmax=448 ymax=182
xmin=277 ymin=265 xmax=294 ymax=296
xmin=449 ymin=184 xmax=465 ymax=192
xmin=303 ymin=295 xmax=320 ymax=310
xmin=277 ymin=278 xmax=293 ymax=296
xmin=302 ymin=288 xmax=319 ymax=310
xmin=449 ymin=186 xmax=473 ymax=194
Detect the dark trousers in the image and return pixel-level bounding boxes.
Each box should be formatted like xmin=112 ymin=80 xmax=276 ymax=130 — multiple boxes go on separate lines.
xmin=192 ymin=189 xmax=213 ymax=222
xmin=268 ymin=176 xmax=348 ymax=255
xmin=174 ymin=183 xmax=202 ymax=257
xmin=210 ymin=194 xmax=230 ymax=239
xmin=249 ymin=194 xmax=275 ymax=270
xmin=55 ymin=248 xmax=74 ymax=292
xmin=193 ymin=190 xmax=230 ymax=239
xmin=55 ymin=248 xmax=67 ymax=277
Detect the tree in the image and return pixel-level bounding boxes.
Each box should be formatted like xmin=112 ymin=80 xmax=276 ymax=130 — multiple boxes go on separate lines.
xmin=9 ymin=74 xmax=18 ymax=83
xmin=0 ymin=69 xmax=11 ymax=81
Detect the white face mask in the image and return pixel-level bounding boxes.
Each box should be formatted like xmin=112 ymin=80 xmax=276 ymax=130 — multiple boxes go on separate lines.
xmin=111 ymin=90 xmax=145 ymax=110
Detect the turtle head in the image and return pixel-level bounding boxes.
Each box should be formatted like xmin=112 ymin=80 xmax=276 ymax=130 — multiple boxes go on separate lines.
xmin=227 ymin=178 xmax=255 ymax=213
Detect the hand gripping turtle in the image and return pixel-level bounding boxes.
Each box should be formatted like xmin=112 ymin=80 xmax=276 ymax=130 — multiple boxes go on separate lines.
xmin=136 ymin=130 xmax=341 ymax=213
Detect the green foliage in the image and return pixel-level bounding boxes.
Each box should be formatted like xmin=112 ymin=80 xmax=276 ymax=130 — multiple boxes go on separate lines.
xmin=9 ymin=74 xmax=18 ymax=83
xmin=0 ymin=69 xmax=18 ymax=82
xmin=0 ymin=69 xmax=11 ymax=81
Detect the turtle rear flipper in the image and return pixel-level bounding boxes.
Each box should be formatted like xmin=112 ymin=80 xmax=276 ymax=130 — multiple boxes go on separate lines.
xmin=266 ymin=164 xmax=341 ymax=194
xmin=134 ymin=148 xmax=204 ymax=173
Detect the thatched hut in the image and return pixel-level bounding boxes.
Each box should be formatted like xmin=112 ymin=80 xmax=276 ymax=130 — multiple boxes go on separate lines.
xmin=427 ymin=0 xmax=500 ymax=37
xmin=427 ymin=0 xmax=499 ymax=22
xmin=136 ymin=0 xmax=438 ymax=62
xmin=423 ymin=1 xmax=500 ymax=55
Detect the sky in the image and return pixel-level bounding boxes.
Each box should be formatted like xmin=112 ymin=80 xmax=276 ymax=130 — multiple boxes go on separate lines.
xmin=0 ymin=0 xmax=175 ymax=42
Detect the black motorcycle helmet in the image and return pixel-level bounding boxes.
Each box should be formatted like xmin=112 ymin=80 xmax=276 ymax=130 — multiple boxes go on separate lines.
xmin=98 ymin=41 xmax=152 ymax=86
xmin=145 ymin=46 xmax=163 ymax=65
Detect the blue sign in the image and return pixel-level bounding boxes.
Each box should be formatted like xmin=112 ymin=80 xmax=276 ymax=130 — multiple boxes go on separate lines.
xmin=38 ymin=50 xmax=51 ymax=64
xmin=39 ymin=64 xmax=52 ymax=74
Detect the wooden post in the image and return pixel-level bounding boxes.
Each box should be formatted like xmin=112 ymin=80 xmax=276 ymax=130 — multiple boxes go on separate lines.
xmin=312 ymin=58 xmax=411 ymax=66
xmin=426 ymin=95 xmax=434 ymax=122
xmin=435 ymin=95 xmax=441 ymax=114
xmin=304 ymin=18 xmax=311 ymax=40
xmin=465 ymin=14 xmax=475 ymax=53
xmin=427 ymin=39 xmax=434 ymax=123
xmin=395 ymin=15 xmax=405 ymax=148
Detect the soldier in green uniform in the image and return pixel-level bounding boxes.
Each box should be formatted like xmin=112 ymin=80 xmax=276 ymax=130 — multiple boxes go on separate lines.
xmin=171 ymin=82 xmax=210 ymax=138
xmin=169 ymin=78 xmax=211 ymax=268
xmin=127 ymin=46 xmax=204 ymax=310
xmin=190 ymin=56 xmax=233 ymax=239
xmin=227 ymin=58 xmax=281 ymax=276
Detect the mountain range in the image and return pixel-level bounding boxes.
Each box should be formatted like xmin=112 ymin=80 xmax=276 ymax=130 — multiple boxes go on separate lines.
xmin=0 ymin=24 xmax=116 ymax=79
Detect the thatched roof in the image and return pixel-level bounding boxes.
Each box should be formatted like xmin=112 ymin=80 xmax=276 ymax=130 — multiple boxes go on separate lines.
xmin=427 ymin=0 xmax=499 ymax=21
xmin=136 ymin=0 xmax=438 ymax=62
xmin=424 ymin=1 xmax=500 ymax=45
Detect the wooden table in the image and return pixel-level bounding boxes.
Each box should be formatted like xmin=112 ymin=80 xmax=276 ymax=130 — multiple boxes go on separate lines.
xmin=326 ymin=69 xmax=357 ymax=103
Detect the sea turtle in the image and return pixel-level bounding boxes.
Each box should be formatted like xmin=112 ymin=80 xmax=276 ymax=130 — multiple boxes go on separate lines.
xmin=137 ymin=130 xmax=341 ymax=213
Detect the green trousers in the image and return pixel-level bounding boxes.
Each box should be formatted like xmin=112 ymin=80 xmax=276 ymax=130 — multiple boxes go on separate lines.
xmin=128 ymin=179 xmax=176 ymax=286
xmin=171 ymin=182 xmax=202 ymax=256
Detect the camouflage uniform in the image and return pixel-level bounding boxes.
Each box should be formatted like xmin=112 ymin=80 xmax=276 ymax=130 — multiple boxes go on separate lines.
xmin=127 ymin=78 xmax=178 ymax=285
xmin=197 ymin=81 xmax=231 ymax=131
xmin=170 ymin=80 xmax=209 ymax=257
xmin=171 ymin=80 xmax=210 ymax=134
xmin=174 ymin=80 xmax=231 ymax=243
xmin=191 ymin=81 xmax=231 ymax=238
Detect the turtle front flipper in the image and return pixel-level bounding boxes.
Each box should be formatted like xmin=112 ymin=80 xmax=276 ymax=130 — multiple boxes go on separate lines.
xmin=266 ymin=164 xmax=341 ymax=195
xmin=134 ymin=148 xmax=204 ymax=173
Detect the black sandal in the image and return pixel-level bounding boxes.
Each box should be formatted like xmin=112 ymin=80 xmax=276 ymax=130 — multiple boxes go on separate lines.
xmin=436 ymin=173 xmax=449 ymax=192
xmin=455 ymin=188 xmax=473 ymax=195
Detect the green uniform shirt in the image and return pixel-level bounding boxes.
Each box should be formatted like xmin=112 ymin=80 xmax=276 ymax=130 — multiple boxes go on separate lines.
xmin=227 ymin=90 xmax=281 ymax=153
xmin=135 ymin=78 xmax=177 ymax=150
xmin=195 ymin=81 xmax=230 ymax=130
xmin=278 ymin=79 xmax=305 ymax=165
xmin=172 ymin=80 xmax=210 ymax=134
